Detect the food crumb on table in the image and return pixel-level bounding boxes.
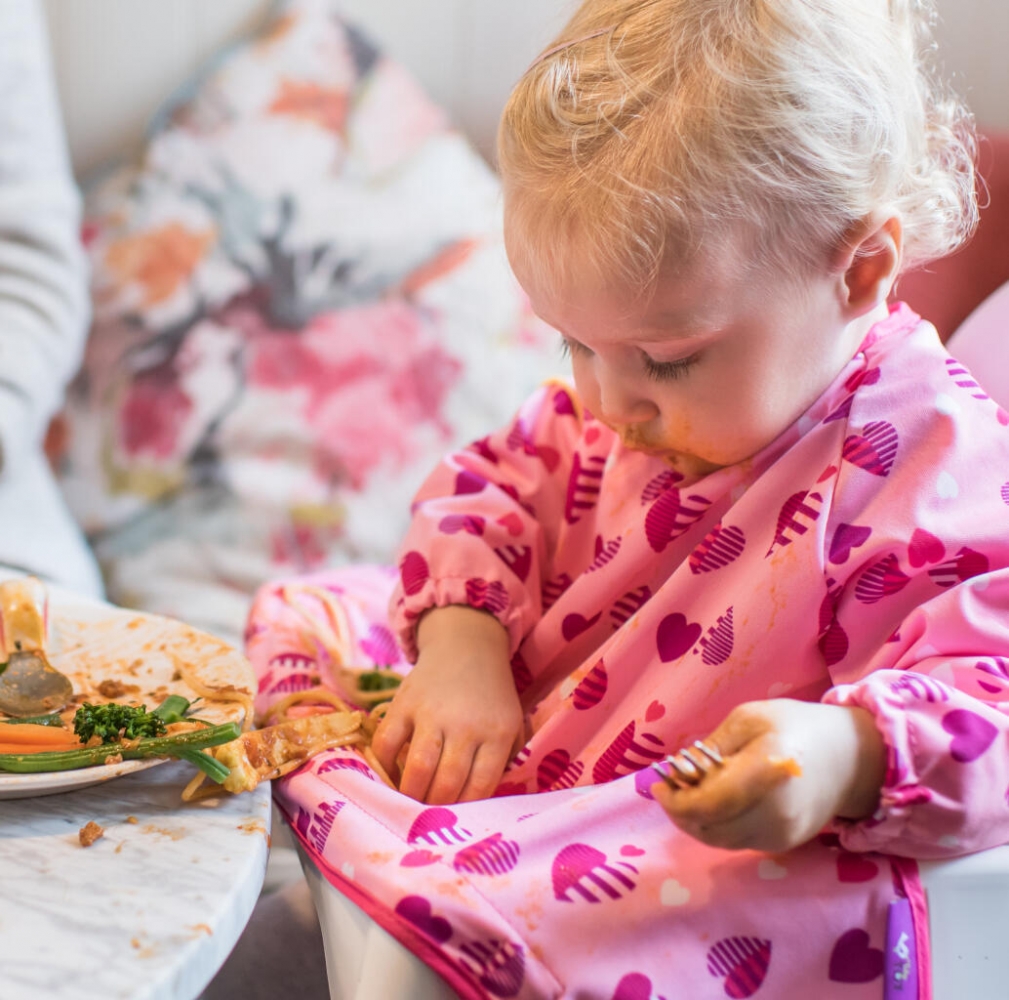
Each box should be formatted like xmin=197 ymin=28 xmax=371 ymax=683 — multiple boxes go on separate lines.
xmin=79 ymin=820 xmax=104 ymax=847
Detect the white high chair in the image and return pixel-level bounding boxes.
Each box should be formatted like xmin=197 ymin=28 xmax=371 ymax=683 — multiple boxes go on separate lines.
xmin=918 ymin=279 xmax=1009 ymax=999
xmin=300 ymin=281 xmax=1009 ymax=1000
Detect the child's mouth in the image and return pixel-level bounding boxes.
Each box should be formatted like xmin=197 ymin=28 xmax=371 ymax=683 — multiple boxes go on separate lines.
xmin=620 ymin=435 xmax=726 ymax=479
xmin=618 ymin=429 xmax=661 ymax=453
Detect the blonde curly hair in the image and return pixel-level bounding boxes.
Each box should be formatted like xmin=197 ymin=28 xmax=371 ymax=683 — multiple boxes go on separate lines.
xmin=498 ymin=0 xmax=977 ymax=291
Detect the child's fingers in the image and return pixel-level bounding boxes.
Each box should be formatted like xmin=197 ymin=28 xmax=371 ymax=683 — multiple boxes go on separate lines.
xmin=647 ymin=699 xmax=785 ymax=824
xmin=397 ymin=729 xmax=444 ymax=802
xmin=663 ymin=803 xmax=763 ymax=852
xmin=425 ymin=739 xmax=480 ymax=805
xmin=425 ymin=733 xmax=513 ymax=804
xmin=371 ymin=708 xmax=413 ymax=778
xmin=457 ymin=738 xmax=512 ymax=803
xmin=654 ymin=743 xmax=791 ymax=828
xmin=684 ymin=801 xmax=782 ymax=852
xmin=701 ymin=701 xmax=776 ymax=758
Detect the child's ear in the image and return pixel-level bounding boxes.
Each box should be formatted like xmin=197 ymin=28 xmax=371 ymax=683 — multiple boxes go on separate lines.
xmin=835 ymin=213 xmax=903 ymax=316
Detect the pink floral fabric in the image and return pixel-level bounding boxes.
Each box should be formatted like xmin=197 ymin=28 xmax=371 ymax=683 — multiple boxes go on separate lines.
xmin=246 ymin=304 xmax=1009 ymax=997
xmin=56 ymin=0 xmax=560 ymax=641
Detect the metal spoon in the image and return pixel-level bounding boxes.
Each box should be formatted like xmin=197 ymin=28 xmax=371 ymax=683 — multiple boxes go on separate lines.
xmin=0 ymin=577 xmax=73 ymax=717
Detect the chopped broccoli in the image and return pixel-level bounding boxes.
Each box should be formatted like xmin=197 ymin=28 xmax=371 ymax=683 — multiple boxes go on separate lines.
xmin=73 ymin=702 xmax=167 ymax=744
xmin=357 ymin=671 xmax=402 ymax=693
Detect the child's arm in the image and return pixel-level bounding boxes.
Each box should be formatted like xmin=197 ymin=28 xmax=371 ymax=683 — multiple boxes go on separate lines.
xmin=651 ymin=699 xmax=887 ymax=853
xmin=654 ymin=588 xmax=1009 ymax=858
xmin=389 ymin=381 xmax=583 ymax=665
xmin=371 ymin=605 xmax=524 ymax=803
xmin=382 ymin=382 xmax=583 ymax=802
xmin=820 ymin=657 xmax=1009 ymax=859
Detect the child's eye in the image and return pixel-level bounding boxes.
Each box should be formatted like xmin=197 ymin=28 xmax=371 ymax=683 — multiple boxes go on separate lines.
xmin=560 ymin=338 xmax=592 ymax=359
xmin=642 ymin=352 xmax=699 ymax=381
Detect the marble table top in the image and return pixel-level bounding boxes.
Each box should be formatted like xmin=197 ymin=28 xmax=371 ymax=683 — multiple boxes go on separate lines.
xmin=0 ymin=759 xmax=271 ymax=1000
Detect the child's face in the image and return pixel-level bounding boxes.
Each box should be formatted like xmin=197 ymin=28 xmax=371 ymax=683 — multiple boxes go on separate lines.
xmin=507 ymin=225 xmax=869 ymax=481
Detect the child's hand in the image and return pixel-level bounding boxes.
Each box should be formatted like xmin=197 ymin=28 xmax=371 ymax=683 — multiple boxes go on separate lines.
xmin=371 ymin=605 xmax=524 ymax=805
xmin=651 ymin=699 xmax=886 ymax=854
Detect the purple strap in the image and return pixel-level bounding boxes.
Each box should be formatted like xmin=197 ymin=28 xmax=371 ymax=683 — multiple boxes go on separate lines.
xmin=885 ymin=897 xmax=919 ymax=999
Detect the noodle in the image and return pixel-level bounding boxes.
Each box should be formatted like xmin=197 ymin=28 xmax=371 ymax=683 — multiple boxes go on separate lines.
xmin=261 ymin=687 xmax=353 ymax=726
xmin=263 ymin=731 xmax=365 ymax=781
xmin=172 ymin=654 xmax=256 ymax=732
xmin=360 ymin=745 xmax=396 ymax=789
xmin=182 ymin=770 xmax=211 ymax=802
xmin=280 ymin=584 xmax=355 ymax=671
xmin=177 ymin=585 xmax=409 ymax=800
xmin=271 ymin=584 xmax=408 ymax=716
xmin=183 ymin=688 xmax=397 ymax=800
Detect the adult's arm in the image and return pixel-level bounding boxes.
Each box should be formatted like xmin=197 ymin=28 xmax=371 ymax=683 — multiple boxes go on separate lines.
xmin=0 ymin=0 xmax=89 ymax=477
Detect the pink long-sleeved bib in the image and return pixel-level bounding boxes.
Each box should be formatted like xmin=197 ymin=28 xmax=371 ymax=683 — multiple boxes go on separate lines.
xmin=248 ymin=304 xmax=1009 ymax=998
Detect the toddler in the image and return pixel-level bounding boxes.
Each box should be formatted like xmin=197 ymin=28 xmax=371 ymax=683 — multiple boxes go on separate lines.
xmin=248 ymin=0 xmax=1009 ymax=995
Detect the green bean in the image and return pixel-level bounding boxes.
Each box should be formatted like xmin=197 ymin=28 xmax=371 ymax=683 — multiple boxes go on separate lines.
xmin=175 ymin=746 xmax=231 ymax=784
xmin=152 ymin=694 xmax=192 ymax=724
xmin=0 ymin=721 xmax=241 ymax=774
xmin=0 ymin=712 xmax=66 ymax=728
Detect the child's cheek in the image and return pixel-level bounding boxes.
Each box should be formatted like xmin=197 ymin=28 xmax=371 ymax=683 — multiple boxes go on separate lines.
xmin=569 ymin=362 xmax=599 ymax=416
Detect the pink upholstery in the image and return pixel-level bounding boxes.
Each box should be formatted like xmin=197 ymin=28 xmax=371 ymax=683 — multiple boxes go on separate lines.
xmin=894 ymin=130 xmax=1009 ymax=343
xmin=944 ymin=280 xmax=1009 ymax=404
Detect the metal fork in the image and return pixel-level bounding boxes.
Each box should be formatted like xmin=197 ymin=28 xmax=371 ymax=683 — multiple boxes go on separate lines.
xmin=654 ymin=739 xmax=725 ymax=789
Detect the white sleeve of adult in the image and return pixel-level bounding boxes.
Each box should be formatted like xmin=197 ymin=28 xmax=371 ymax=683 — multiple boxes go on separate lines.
xmin=0 ymin=0 xmax=88 ymax=477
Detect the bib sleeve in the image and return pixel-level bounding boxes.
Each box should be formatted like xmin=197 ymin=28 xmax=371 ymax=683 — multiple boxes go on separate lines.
xmin=390 ymin=381 xmax=583 ymax=660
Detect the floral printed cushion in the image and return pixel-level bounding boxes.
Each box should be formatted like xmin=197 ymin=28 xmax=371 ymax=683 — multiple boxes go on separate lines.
xmin=57 ymin=0 xmax=561 ymax=642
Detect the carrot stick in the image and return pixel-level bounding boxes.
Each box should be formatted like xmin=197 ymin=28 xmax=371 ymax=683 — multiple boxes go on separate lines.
xmin=0 ymin=723 xmax=82 ymax=747
xmin=0 ymin=741 xmax=83 ymax=754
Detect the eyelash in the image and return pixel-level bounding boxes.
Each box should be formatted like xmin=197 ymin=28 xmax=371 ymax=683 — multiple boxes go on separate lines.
xmin=642 ymin=354 xmax=699 ymax=381
xmin=560 ymin=339 xmax=699 ymax=381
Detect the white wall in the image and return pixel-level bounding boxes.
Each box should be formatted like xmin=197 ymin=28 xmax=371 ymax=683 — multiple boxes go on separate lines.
xmin=330 ymin=0 xmax=576 ymax=162
xmin=42 ymin=0 xmax=1009 ymax=179
xmin=43 ymin=0 xmax=274 ymax=177
xmin=931 ymin=1 xmax=1009 ymax=133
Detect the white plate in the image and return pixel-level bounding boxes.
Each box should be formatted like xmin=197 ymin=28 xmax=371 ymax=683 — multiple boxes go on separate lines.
xmin=0 ymin=586 xmax=255 ymax=799
xmin=0 ymin=757 xmax=166 ymax=800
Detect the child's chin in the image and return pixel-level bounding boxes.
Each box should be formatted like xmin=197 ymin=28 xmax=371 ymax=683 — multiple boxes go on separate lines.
xmin=614 ymin=428 xmax=727 ymax=473
xmin=663 ymin=450 xmax=727 ymax=480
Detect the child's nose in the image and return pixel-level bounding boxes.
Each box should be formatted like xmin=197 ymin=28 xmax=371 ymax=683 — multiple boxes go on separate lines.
xmin=596 ymin=369 xmax=658 ymax=427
